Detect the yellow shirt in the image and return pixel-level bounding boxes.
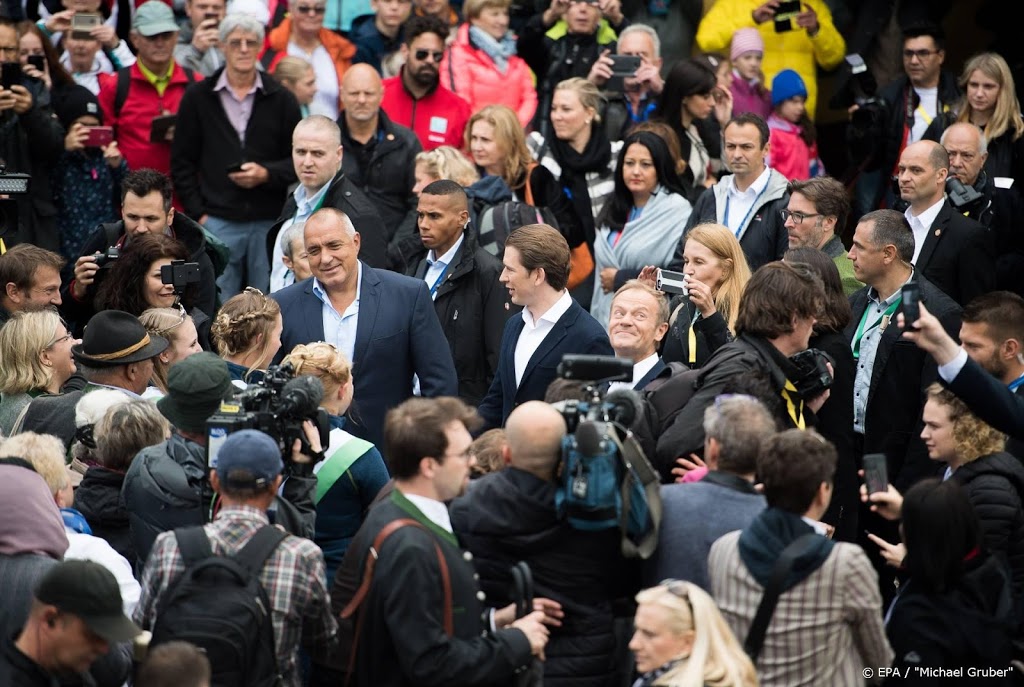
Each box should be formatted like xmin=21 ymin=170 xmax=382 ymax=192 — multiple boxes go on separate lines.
xmin=136 ymin=60 xmax=175 ymax=97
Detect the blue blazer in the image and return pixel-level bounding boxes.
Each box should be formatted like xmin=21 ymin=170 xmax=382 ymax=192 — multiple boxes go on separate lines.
xmin=273 ymin=263 xmax=458 ymax=448
xmin=477 ymin=298 xmax=613 ymax=429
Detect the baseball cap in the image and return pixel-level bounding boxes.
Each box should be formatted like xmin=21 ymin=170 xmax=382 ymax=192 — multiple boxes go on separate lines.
xmin=215 ymin=429 xmax=284 ymax=489
xmin=133 ymin=1 xmax=180 ymax=37
xmin=35 ymin=560 xmax=142 ymax=644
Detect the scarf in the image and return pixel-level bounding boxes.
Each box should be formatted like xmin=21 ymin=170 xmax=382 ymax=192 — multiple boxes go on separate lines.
xmin=632 ymin=658 xmax=685 ymax=687
xmin=469 ymin=25 xmax=517 ymax=74
xmin=550 ymin=125 xmax=613 ymax=236
xmin=738 ymin=507 xmax=834 ymax=592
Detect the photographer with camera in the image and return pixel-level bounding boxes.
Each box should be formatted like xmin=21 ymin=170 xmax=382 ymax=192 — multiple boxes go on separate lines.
xmin=122 ymin=351 xmax=320 ymax=568
xmin=62 ymin=169 xmax=219 ymax=336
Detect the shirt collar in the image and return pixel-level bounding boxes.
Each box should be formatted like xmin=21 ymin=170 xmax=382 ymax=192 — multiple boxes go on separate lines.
xmin=293 ymin=179 xmax=332 ymax=212
xmin=427 ymin=233 xmax=464 ymax=266
xmin=801 ymin=516 xmax=830 ymax=536
xmin=213 ymin=504 xmax=271 ymax=524
xmin=632 ymin=352 xmax=661 ymax=382
xmin=214 ymin=69 xmax=263 ymax=94
xmin=522 ymin=290 xmax=572 ymax=328
xmin=403 ymin=492 xmax=454 ymax=533
xmin=136 ymin=59 xmax=174 ymax=84
xmin=312 ymin=261 xmax=363 ymax=305
xmin=904 ymin=195 xmax=945 ymax=229
xmin=867 ymin=268 xmax=914 ymax=306
xmin=727 ymin=166 xmax=771 ymax=199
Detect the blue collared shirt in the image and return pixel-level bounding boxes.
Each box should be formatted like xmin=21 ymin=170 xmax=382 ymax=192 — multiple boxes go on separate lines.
xmin=311 ymin=262 xmax=363 ymax=363
xmin=423 ymin=234 xmax=464 ymax=301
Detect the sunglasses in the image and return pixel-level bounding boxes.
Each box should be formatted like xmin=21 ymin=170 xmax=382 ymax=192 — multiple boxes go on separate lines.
xmin=414 ymin=49 xmax=444 ymax=63
xmin=295 ymin=4 xmax=326 ymax=15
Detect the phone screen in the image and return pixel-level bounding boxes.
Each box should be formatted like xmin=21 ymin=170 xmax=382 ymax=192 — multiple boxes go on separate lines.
xmin=863 ymin=453 xmax=888 ymax=495
xmin=1 ymin=62 xmax=21 ymax=90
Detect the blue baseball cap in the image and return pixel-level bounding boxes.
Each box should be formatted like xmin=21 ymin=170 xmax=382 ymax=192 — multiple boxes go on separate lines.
xmin=215 ymin=430 xmax=284 ymax=489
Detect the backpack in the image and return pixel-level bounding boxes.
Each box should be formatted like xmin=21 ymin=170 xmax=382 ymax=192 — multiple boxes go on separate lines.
xmin=472 ymin=163 xmax=561 ymax=259
xmin=149 ymin=525 xmax=287 ymax=687
xmin=555 ymin=419 xmax=663 ymax=559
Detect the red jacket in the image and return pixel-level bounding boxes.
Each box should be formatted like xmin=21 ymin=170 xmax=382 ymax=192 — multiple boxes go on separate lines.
xmin=381 ymin=70 xmax=471 ymax=151
xmin=97 ymin=63 xmax=199 ymax=182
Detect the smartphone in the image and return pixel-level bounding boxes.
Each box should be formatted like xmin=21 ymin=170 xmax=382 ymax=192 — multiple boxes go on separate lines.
xmin=83 ymin=126 xmax=114 ymax=148
xmin=1 ymin=61 xmax=21 ymax=91
xmin=149 ymin=114 xmax=177 ymax=143
xmin=26 ymin=54 xmax=46 ymax=72
xmin=609 ymin=54 xmax=642 ymax=77
xmin=655 ymin=268 xmax=688 ymax=296
xmin=204 ymin=12 xmax=219 ymax=21
xmin=844 ymin=53 xmax=868 ymax=76
xmin=862 ymin=453 xmax=889 ymax=495
xmin=901 ymin=280 xmax=921 ymax=328
xmin=225 ymin=162 xmax=246 ymax=174
xmin=70 ymin=12 xmax=102 ymax=40
xmin=773 ymin=0 xmax=801 ymax=32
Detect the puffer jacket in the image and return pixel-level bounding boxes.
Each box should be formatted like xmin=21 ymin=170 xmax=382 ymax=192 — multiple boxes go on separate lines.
xmin=122 ymin=432 xmax=316 ymax=568
xmin=441 ymin=23 xmax=537 ymax=129
xmin=952 ymin=451 xmax=1024 ymax=608
xmin=449 ymin=468 xmax=636 ymax=687
xmin=73 ymin=466 xmax=134 ymax=566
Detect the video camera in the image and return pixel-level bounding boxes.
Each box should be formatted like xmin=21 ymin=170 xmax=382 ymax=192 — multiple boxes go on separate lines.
xmin=206 ymin=362 xmax=331 ymax=472
xmin=0 ymin=168 xmax=30 ymax=240
xmin=554 ymin=355 xmax=643 ymax=433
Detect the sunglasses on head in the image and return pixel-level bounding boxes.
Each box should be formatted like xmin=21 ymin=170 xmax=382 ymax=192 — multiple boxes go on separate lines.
xmin=414 ymin=49 xmax=444 ymax=63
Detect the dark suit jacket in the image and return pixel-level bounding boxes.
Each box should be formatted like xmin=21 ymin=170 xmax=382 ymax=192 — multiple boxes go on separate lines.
xmin=272 ymin=263 xmax=458 ymax=448
xmin=477 ymin=298 xmax=613 ymax=430
xmin=846 ymin=276 xmax=961 ymax=490
xmin=634 ymin=358 xmax=667 ymax=391
xmin=914 ymin=200 xmax=995 ymax=306
xmin=946 ymin=357 xmax=1024 ymax=445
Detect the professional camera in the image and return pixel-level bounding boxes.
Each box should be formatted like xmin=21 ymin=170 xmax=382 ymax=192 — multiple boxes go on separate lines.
xmin=206 ymin=362 xmax=331 ymax=470
xmin=789 ymin=348 xmax=834 ymax=399
xmin=92 ymin=246 xmax=120 ymax=268
xmin=554 ymin=354 xmax=640 ymax=432
xmin=0 ymin=168 xmax=30 ymax=240
xmin=946 ymin=176 xmax=984 ymax=210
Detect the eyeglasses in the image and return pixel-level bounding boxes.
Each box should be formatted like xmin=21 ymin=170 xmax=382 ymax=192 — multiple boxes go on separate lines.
xmin=226 ymin=37 xmax=259 ymax=50
xmin=903 ymin=49 xmax=938 ymax=60
xmin=44 ymin=333 xmax=73 ymax=350
xmin=414 ymin=49 xmax=444 ymax=63
xmin=780 ymin=209 xmax=821 ymax=224
xmin=295 ymin=4 xmax=326 ymax=15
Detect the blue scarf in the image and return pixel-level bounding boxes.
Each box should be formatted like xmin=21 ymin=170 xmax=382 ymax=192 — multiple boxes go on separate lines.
xmin=738 ymin=507 xmax=834 ymax=592
xmin=469 ymin=25 xmax=518 ymax=74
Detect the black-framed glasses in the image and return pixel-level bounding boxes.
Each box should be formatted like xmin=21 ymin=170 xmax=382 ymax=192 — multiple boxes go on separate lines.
xmin=780 ymin=209 xmax=821 ymax=224
xmin=414 ymin=49 xmax=444 ymax=63
xmin=903 ymin=49 xmax=938 ymax=60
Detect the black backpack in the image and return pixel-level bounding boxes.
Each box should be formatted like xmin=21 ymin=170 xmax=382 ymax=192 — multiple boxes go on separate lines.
xmin=149 ymin=525 xmax=287 ymax=687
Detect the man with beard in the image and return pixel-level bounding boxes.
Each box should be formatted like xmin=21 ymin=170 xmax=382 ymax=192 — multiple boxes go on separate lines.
xmin=381 ymin=14 xmax=470 ymax=151
xmin=0 ymin=245 xmax=64 ymax=326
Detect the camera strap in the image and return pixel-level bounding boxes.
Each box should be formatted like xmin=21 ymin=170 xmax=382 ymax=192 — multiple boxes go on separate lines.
xmin=851 ymin=298 xmax=902 ymax=359
xmin=780 ymin=380 xmax=805 ymax=430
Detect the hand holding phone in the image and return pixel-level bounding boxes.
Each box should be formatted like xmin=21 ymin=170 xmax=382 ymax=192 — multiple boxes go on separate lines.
xmin=773 ymin=0 xmax=801 ymax=32
xmin=70 ymin=12 xmax=102 ymax=40
xmin=655 ymin=268 xmax=688 ymax=296
xmin=862 ymin=453 xmax=889 ymax=495
xmin=83 ymin=126 xmax=114 ymax=148
xmin=901 ymin=280 xmax=921 ymax=329
xmin=1 ymin=62 xmax=22 ymax=91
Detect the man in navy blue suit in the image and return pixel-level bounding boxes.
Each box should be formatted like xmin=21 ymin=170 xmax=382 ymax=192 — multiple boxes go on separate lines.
xmin=477 ymin=224 xmax=613 ymax=430
xmin=606 ymin=281 xmax=669 ymax=392
xmin=272 ymin=207 xmax=457 ymax=448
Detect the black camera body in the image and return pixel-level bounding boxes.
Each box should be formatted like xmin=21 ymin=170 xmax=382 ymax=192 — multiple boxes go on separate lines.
xmin=206 ymin=362 xmax=331 ymax=470
xmin=946 ymin=176 xmax=984 ymax=210
xmin=789 ymin=348 xmax=834 ymax=399
xmin=93 ymin=246 xmax=120 ymax=268
xmin=160 ymin=259 xmax=201 ymax=294
xmin=0 ymin=169 xmax=30 ymax=239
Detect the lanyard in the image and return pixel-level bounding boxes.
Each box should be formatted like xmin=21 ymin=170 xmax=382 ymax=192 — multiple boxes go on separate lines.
xmin=852 ymin=298 xmax=902 ymax=359
xmin=1009 ymin=374 xmax=1024 ymax=393
xmin=723 ymin=183 xmax=768 ymax=239
xmin=781 ymin=380 xmax=805 ymax=430
xmin=914 ymin=103 xmax=933 ymax=126
xmin=428 ymin=261 xmax=452 ymax=297
xmin=688 ymin=310 xmax=699 ymax=365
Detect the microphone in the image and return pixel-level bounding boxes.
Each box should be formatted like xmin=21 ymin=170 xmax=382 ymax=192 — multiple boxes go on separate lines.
xmin=604 ymin=388 xmax=644 ymax=429
xmin=276 ymin=375 xmax=324 ymax=417
xmin=574 ymin=420 xmax=605 ymax=458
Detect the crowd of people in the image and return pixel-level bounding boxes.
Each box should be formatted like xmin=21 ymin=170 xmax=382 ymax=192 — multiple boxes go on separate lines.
xmin=2 ymin=0 xmax=1024 ymax=685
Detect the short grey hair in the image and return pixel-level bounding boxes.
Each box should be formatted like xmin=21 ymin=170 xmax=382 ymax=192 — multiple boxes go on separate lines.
xmin=618 ymin=24 xmax=660 ymax=60
xmin=280 ymin=222 xmax=305 ymax=260
xmin=220 ymin=12 xmax=265 ymax=44
xmin=703 ymin=395 xmax=777 ymax=475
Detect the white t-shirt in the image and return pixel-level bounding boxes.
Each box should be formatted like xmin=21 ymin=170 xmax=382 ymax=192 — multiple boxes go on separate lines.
xmin=290 ymin=42 xmax=339 ymax=120
xmin=910 ymin=86 xmax=938 ymax=143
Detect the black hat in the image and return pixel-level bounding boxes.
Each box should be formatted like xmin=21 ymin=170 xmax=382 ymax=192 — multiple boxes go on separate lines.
xmin=52 ymin=84 xmax=104 ymax=130
xmin=157 ymin=351 xmax=235 ymax=433
xmin=72 ymin=310 xmax=169 ymax=368
xmin=35 ymin=560 xmax=142 ymax=644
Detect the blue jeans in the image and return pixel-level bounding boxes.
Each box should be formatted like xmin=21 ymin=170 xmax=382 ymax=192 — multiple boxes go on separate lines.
xmin=203 ymin=216 xmax=273 ymax=300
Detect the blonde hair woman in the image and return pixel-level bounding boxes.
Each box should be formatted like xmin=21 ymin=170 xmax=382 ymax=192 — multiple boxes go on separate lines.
xmin=281 ymin=342 xmax=389 ymax=580
xmin=272 ymin=56 xmax=318 ymax=117
xmin=631 ymin=580 xmax=758 ymax=687
xmin=210 ymin=287 xmax=283 ymax=388
xmin=953 ymin=51 xmax=1024 ymax=184
xmin=0 ymin=310 xmax=79 ymax=436
xmin=139 ymin=307 xmax=204 ymax=397
xmin=412 ymin=146 xmax=480 ymax=194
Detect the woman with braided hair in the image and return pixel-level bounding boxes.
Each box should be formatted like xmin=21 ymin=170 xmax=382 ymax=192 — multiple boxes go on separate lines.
xmin=281 ymin=341 xmax=389 ymax=581
xmin=210 ymin=287 xmax=283 ymax=389
xmin=138 ymin=307 xmax=205 ymax=399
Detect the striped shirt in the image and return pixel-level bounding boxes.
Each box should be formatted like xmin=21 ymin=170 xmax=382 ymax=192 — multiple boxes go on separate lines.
xmin=135 ymin=505 xmax=337 ymax=687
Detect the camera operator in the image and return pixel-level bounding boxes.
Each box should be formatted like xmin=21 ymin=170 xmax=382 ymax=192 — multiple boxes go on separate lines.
xmin=61 ymin=169 xmax=218 ymax=336
xmin=122 ymin=351 xmax=319 ymax=568
xmin=174 ymin=0 xmax=226 ymax=76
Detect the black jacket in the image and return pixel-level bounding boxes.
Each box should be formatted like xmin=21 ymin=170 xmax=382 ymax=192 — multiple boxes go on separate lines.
xmin=449 ymin=468 xmax=630 ymax=687
xmin=954 ymin=171 xmax=1024 ymax=297
xmin=60 ymin=212 xmax=218 ymax=337
xmin=338 ymin=111 xmax=422 ymax=271
xmin=407 ymin=230 xmax=519 ymax=407
xmin=659 ymin=296 xmax=731 ymax=369
xmin=952 ymin=452 xmax=1024 ymax=607
xmin=912 ymin=199 xmax=995 ymax=307
xmin=72 ymin=466 xmax=134 ymax=566
xmin=171 ymin=68 xmax=302 ymax=221
xmin=266 ymin=170 xmax=389 ymax=271
xmin=877 ymin=71 xmax=960 ymax=177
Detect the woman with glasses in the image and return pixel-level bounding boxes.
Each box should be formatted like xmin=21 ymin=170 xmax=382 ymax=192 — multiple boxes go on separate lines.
xmin=139 ymin=306 xmax=205 ymax=399
xmin=210 ymin=287 xmax=283 ymax=388
xmin=629 ymin=580 xmax=757 ymax=687
xmin=641 ymin=222 xmax=750 ymax=369
xmin=280 ymin=342 xmax=389 ymax=581
xmin=263 ymin=0 xmax=356 ymax=119
xmin=440 ymin=0 xmax=537 ymax=128
xmin=0 ymin=310 xmax=79 ymax=436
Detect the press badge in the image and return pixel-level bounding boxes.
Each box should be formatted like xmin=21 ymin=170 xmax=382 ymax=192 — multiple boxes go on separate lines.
xmin=429 ymin=116 xmax=448 ymax=134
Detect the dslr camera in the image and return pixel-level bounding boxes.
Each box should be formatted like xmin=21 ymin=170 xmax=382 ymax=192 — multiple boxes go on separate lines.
xmin=92 ymin=246 xmax=120 ymax=268
xmin=206 ymin=362 xmax=331 ymax=472
xmin=0 ymin=168 xmax=30 ymax=239
xmin=789 ymin=348 xmax=834 ymax=399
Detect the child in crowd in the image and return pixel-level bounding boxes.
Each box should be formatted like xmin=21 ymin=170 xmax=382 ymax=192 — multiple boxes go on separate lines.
xmin=766 ymin=69 xmax=825 ymax=181
xmin=728 ymin=27 xmax=771 ymax=119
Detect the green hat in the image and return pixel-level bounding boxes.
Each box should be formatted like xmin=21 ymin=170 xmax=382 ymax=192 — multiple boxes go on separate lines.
xmin=132 ymin=1 xmax=180 ymax=37
xmin=158 ymin=352 xmax=235 ymax=434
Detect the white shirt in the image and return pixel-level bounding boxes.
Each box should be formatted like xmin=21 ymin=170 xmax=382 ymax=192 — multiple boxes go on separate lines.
xmin=722 ymin=166 xmax=771 ymax=240
xmin=608 ymin=352 xmax=660 ymax=392
xmin=270 ymin=181 xmax=333 ymax=293
xmin=64 ymin=530 xmax=141 ymax=615
xmin=404 ymin=493 xmax=454 ymax=533
xmin=311 ymin=262 xmax=363 ymax=363
xmin=514 ymin=290 xmax=573 ymax=387
xmin=904 ymin=196 xmax=945 ymax=264
xmin=291 ymin=42 xmax=339 ymax=119
xmin=423 ymin=234 xmax=464 ymax=301
xmin=910 ymin=86 xmax=938 ymax=143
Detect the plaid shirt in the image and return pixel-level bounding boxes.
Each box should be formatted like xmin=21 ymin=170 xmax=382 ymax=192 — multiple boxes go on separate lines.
xmin=135 ymin=505 xmax=337 ymax=687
